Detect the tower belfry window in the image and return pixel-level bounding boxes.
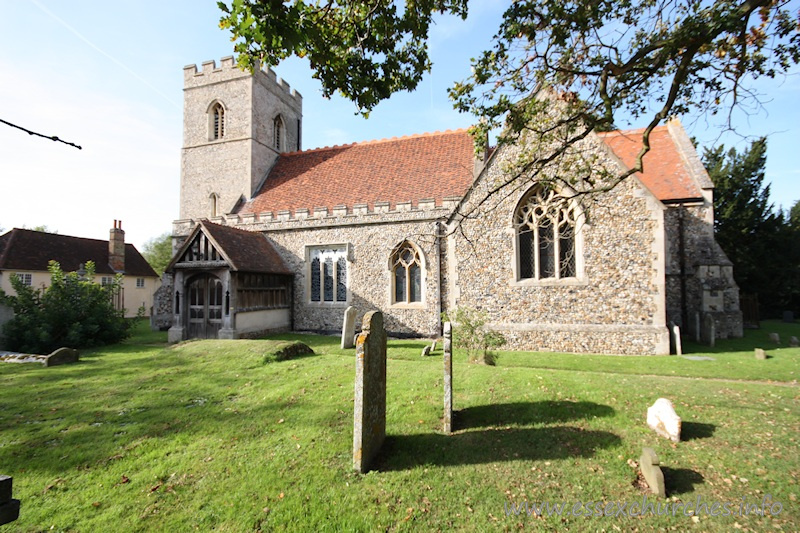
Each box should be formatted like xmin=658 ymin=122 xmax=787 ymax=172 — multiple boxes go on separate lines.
xmin=211 ymin=102 xmax=225 ymax=140
xmin=273 ymin=115 xmax=285 ymax=151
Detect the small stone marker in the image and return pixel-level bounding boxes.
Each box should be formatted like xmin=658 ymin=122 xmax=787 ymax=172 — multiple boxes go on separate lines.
xmin=702 ymin=314 xmax=715 ymax=347
xmin=443 ymin=322 xmax=453 ymax=434
xmin=421 ymin=345 xmax=431 ymax=357
xmin=768 ymin=332 xmax=780 ymax=344
xmin=353 ymin=311 xmax=387 ymax=473
xmin=647 ymin=398 xmax=681 ymax=443
xmin=790 ymin=336 xmax=799 ymax=347
xmin=670 ymin=323 xmax=682 ymax=356
xmin=639 ymin=448 xmax=666 ymax=497
xmin=45 ymin=347 xmax=79 ymax=367
xmin=0 ymin=475 xmax=20 ymax=525
xmin=430 ymin=340 xmax=437 ymax=352
xmin=341 ymin=306 xmax=357 ymax=349
xmin=755 ymin=348 xmax=767 ymax=360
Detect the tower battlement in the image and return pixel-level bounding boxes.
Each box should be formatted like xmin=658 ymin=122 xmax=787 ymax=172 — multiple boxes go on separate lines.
xmin=183 ymin=57 xmax=302 ymax=104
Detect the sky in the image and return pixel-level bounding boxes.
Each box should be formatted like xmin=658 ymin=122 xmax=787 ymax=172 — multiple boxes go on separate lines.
xmin=1 ymin=0 xmax=798 ymax=251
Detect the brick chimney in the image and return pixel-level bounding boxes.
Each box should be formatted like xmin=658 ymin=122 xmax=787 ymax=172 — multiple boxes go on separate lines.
xmin=109 ymin=220 xmax=125 ymax=272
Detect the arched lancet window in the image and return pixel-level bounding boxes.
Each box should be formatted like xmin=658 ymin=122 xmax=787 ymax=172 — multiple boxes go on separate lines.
xmin=390 ymin=241 xmax=423 ymax=304
xmin=210 ymin=102 xmax=225 ymax=140
xmin=209 ymin=193 xmax=219 ymax=218
xmin=515 ymin=186 xmax=577 ymax=281
xmin=273 ymin=115 xmax=285 ymax=151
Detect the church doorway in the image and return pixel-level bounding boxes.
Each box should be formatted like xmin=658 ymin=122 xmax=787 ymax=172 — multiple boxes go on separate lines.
xmin=187 ymin=274 xmax=224 ymax=339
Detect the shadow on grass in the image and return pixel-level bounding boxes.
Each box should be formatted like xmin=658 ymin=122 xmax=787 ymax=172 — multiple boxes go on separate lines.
xmin=681 ymin=422 xmax=715 ymax=440
xmin=663 ymin=467 xmax=705 ymax=495
xmin=374 ymin=426 xmax=622 ymax=471
xmin=456 ymin=401 xmax=615 ymax=430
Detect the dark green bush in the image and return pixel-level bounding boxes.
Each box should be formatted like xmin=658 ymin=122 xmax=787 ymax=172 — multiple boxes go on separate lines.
xmin=0 ymin=261 xmax=133 ymax=353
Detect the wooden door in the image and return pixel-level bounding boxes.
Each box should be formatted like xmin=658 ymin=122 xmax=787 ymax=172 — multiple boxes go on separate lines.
xmin=187 ymin=275 xmax=223 ymax=339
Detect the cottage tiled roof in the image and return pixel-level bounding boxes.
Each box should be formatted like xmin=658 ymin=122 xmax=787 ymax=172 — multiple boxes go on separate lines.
xmin=238 ymin=129 xmax=476 ymax=216
xmin=0 ymin=228 xmax=158 ymax=277
xmin=175 ymin=221 xmax=292 ymax=275
xmin=598 ymin=125 xmax=705 ymax=202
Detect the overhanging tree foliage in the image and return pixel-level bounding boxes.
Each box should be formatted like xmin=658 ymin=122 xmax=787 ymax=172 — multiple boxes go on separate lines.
xmin=219 ymin=0 xmax=799 ymax=194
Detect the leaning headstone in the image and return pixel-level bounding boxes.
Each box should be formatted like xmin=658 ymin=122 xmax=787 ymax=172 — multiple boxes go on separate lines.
xmin=0 ymin=475 xmax=20 ymax=525
xmin=341 ymin=306 xmax=357 ymax=349
xmin=639 ymin=448 xmax=666 ymax=498
xmin=790 ymin=336 xmax=799 ymax=348
xmin=45 ymin=347 xmax=79 ymax=367
xmin=430 ymin=340 xmax=437 ymax=353
xmin=755 ymin=348 xmax=767 ymax=360
xmin=783 ymin=311 xmax=794 ymax=323
xmin=421 ymin=345 xmax=431 ymax=357
xmin=443 ymin=322 xmax=453 ymax=434
xmin=768 ymin=332 xmax=780 ymax=344
xmin=646 ymin=398 xmax=681 ymax=443
xmin=702 ymin=314 xmax=715 ymax=347
xmin=353 ymin=311 xmax=387 ymax=473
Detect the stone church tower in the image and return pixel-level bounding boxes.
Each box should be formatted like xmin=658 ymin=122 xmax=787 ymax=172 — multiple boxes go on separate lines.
xmin=179 ymin=56 xmax=303 ymax=221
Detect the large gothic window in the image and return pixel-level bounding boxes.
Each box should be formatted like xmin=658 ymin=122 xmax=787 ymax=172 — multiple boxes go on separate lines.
xmin=390 ymin=241 xmax=423 ymax=304
xmin=515 ymin=186 xmax=578 ymax=281
xmin=210 ymin=102 xmax=225 ymax=140
xmin=308 ymin=246 xmax=348 ymax=303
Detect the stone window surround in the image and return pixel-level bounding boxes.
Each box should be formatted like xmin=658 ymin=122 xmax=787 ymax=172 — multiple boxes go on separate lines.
xmin=388 ymin=240 xmax=426 ymax=309
xmin=207 ymin=100 xmax=226 ymax=141
xmin=510 ymin=185 xmax=588 ymax=287
xmin=304 ymin=243 xmax=350 ymax=307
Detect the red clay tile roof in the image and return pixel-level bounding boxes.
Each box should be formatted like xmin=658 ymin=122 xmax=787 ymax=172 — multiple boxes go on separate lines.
xmin=0 ymin=228 xmax=158 ymax=277
xmin=598 ymin=126 xmax=704 ymax=202
xmin=238 ymin=129 xmax=476 ymax=216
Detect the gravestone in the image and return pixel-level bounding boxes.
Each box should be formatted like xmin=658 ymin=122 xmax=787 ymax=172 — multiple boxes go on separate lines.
xmin=45 ymin=347 xmax=79 ymax=367
xmin=693 ymin=312 xmax=701 ymax=343
xmin=702 ymin=314 xmax=715 ymax=348
xmin=341 ymin=306 xmax=357 ymax=349
xmin=790 ymin=336 xmax=799 ymax=347
xmin=768 ymin=332 xmax=780 ymax=344
xmin=669 ymin=323 xmax=682 ymax=356
xmin=421 ymin=345 xmax=431 ymax=357
xmin=640 ymin=448 xmax=666 ymax=497
xmin=353 ymin=311 xmax=387 ymax=473
xmin=430 ymin=340 xmax=437 ymax=353
xmin=646 ymin=398 xmax=681 ymax=442
xmin=443 ymin=322 xmax=453 ymax=434
xmin=755 ymin=348 xmax=767 ymax=360
xmin=0 ymin=475 xmax=20 ymax=525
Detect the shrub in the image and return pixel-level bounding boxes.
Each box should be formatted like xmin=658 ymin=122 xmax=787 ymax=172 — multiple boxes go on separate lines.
xmin=0 ymin=261 xmax=133 ymax=353
xmin=442 ymin=307 xmax=506 ymax=365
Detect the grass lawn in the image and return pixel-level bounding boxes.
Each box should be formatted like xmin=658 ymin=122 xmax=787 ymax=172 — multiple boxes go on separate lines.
xmin=1 ymin=321 xmax=798 ymax=531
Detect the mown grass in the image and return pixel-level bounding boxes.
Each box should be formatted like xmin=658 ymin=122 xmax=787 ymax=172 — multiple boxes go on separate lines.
xmin=1 ymin=321 xmax=798 ymax=531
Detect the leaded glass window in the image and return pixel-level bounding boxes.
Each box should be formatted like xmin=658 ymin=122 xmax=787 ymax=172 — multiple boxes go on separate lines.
xmin=391 ymin=241 xmax=423 ymax=304
xmin=515 ymin=186 xmax=577 ymax=281
xmin=211 ymin=102 xmax=225 ymax=140
xmin=309 ymin=247 xmax=348 ymax=303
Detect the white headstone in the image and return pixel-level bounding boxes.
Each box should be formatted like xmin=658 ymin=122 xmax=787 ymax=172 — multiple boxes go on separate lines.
xmin=647 ymin=398 xmax=681 ymax=442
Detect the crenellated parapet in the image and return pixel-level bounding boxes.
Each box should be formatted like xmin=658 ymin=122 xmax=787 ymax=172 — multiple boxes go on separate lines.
xmin=172 ymin=197 xmax=462 ymax=236
xmin=183 ymin=56 xmax=302 ymax=104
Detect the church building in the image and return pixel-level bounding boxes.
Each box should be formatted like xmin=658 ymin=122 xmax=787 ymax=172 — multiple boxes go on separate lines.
xmin=165 ymin=56 xmax=743 ymax=355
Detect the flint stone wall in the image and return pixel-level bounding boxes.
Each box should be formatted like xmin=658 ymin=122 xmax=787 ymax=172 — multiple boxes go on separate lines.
xmin=447 ymin=129 xmax=670 ymax=355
